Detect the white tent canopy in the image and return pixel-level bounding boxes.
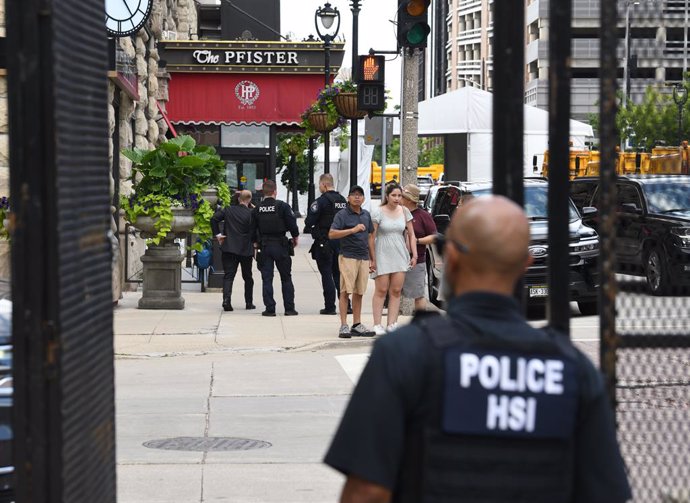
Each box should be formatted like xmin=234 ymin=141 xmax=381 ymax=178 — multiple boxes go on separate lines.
xmin=394 ymin=87 xmax=594 ymax=180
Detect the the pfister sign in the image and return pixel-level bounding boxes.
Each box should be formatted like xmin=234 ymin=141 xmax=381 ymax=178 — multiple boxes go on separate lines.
xmin=161 ymin=41 xmax=345 ymax=75
xmin=193 ymin=49 xmax=299 ymax=66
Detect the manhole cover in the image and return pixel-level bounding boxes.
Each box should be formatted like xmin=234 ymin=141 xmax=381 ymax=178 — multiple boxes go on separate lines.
xmin=143 ymin=437 xmax=272 ymax=452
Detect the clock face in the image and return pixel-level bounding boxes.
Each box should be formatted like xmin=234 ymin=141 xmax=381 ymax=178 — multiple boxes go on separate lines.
xmin=105 ymin=0 xmax=153 ymax=37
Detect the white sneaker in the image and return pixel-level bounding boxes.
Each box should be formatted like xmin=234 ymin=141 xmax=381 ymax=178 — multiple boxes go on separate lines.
xmin=387 ymin=322 xmax=399 ymax=333
xmin=373 ymin=324 xmax=387 ymax=336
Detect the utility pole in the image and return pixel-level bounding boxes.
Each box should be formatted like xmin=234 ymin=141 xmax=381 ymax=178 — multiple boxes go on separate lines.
xmin=400 ymin=48 xmax=420 ymax=188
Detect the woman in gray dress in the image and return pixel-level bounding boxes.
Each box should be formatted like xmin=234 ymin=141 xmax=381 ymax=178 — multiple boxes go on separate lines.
xmin=369 ymin=183 xmax=417 ymax=335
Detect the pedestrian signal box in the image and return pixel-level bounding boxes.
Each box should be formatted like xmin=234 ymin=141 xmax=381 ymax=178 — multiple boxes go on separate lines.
xmin=397 ymin=0 xmax=431 ymax=50
xmin=357 ymin=55 xmax=386 ymax=112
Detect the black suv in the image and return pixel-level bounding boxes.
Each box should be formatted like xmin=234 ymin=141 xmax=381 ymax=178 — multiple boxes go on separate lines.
xmin=428 ymin=180 xmax=600 ymax=314
xmin=571 ymin=175 xmax=690 ymax=295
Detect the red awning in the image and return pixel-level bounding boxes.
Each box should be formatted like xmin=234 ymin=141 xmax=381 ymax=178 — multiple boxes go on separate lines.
xmin=166 ymin=73 xmax=326 ymax=126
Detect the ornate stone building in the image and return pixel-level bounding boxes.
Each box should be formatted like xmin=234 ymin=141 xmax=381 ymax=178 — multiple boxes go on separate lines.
xmin=109 ymin=0 xmax=198 ymax=297
xmin=0 ymin=0 xmax=198 ymax=293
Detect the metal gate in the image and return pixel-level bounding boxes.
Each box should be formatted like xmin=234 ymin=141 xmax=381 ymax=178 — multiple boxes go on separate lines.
xmin=492 ymin=1 xmax=690 ymax=500
xmin=7 ymin=0 xmax=116 ymax=501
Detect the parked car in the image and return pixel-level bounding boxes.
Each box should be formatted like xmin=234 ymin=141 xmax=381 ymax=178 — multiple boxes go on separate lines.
xmin=417 ymin=175 xmax=434 ymax=200
xmin=571 ymin=175 xmax=690 ymax=295
xmin=423 ymin=181 xmax=462 ymax=213
xmin=427 ymin=180 xmax=600 ymax=314
xmin=0 ymin=296 xmax=12 ymax=503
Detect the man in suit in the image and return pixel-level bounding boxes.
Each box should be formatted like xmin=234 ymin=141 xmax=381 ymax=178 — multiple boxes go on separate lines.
xmin=211 ymin=189 xmax=256 ymax=312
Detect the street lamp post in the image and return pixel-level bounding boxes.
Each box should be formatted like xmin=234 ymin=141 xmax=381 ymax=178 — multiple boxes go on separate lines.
xmin=308 ymin=136 xmax=316 ymax=207
xmin=673 ymin=84 xmax=688 ymax=147
xmin=621 ymin=0 xmax=640 ymax=151
xmin=349 ymin=0 xmax=362 ymax=189
xmin=315 ymin=3 xmax=341 ymax=175
xmin=290 ymin=153 xmax=302 ymax=217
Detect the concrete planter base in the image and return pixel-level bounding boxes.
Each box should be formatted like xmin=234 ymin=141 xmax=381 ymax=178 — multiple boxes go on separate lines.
xmin=138 ymin=242 xmax=186 ymax=310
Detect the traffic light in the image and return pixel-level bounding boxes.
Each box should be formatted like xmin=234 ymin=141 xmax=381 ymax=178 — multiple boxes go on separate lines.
xmin=397 ymin=0 xmax=431 ymax=50
xmin=357 ymin=55 xmax=386 ymax=112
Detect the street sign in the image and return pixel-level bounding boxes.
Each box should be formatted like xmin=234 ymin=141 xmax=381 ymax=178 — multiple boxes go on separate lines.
xmin=364 ymin=116 xmax=394 ymax=145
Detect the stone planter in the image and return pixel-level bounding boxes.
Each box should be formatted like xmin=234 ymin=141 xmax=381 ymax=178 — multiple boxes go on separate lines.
xmin=135 ymin=207 xmax=195 ymax=310
xmin=307 ymin=111 xmax=337 ymax=133
xmin=202 ymin=187 xmax=218 ymax=207
xmin=134 ymin=207 xmax=195 ymax=240
xmin=334 ymin=92 xmax=368 ymax=120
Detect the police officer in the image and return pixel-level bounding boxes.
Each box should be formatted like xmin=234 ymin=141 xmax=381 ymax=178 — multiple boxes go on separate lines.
xmin=325 ymin=196 xmax=631 ymax=503
xmin=252 ymin=180 xmax=299 ymax=317
xmin=304 ymin=173 xmax=347 ymax=315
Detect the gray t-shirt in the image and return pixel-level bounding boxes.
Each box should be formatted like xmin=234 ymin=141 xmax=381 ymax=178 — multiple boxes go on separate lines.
xmin=331 ymin=206 xmax=374 ymax=260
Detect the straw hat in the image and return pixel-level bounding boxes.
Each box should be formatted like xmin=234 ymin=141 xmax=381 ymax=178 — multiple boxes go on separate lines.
xmin=402 ymin=184 xmax=421 ymax=203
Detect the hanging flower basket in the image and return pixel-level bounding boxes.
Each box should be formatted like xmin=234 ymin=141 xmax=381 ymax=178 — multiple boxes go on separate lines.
xmin=308 ymin=111 xmax=337 ymax=133
xmin=334 ymin=92 xmax=368 ymax=120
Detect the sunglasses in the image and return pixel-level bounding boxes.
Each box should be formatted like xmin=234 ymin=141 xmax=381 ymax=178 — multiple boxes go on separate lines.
xmin=434 ymin=233 xmax=469 ymax=258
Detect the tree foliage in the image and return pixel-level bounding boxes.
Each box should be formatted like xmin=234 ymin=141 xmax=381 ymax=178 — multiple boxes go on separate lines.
xmin=590 ymin=83 xmax=690 ymax=152
xmin=277 ymin=133 xmax=310 ymax=195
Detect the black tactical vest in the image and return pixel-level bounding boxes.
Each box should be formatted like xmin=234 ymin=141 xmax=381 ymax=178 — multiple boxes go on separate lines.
xmin=316 ymin=191 xmax=347 ymax=238
xmin=394 ymin=314 xmax=582 ymax=503
xmin=257 ymin=198 xmax=287 ymax=237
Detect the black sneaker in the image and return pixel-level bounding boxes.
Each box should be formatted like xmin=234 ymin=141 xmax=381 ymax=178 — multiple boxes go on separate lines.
xmin=261 ymin=310 xmax=276 ymax=317
xmin=351 ymin=323 xmax=375 ymax=337
xmin=284 ymin=309 xmax=299 ymax=316
xmin=246 ymin=303 xmax=256 ymax=310
xmin=320 ymin=308 xmax=337 ymax=315
xmin=222 ymin=300 xmax=233 ymax=312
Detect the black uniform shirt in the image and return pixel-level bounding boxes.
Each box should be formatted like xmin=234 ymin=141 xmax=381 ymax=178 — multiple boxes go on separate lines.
xmin=251 ymin=197 xmax=299 ymax=241
xmin=324 ymin=292 xmax=632 ymax=502
xmin=304 ymin=190 xmax=347 ymax=239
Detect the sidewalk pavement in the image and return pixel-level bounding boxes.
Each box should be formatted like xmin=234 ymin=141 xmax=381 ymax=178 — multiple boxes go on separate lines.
xmin=115 ymin=231 xmax=392 ymax=502
xmin=113 ymin=228 xmax=601 ymax=502
xmin=114 ymin=231 xmax=412 ymax=357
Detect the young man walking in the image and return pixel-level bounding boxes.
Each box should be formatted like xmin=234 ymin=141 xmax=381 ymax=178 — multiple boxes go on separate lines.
xmin=329 ymin=186 xmax=375 ymax=338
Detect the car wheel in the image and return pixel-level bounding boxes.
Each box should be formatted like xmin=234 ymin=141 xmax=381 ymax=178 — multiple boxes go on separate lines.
xmin=645 ymin=247 xmax=670 ymax=296
xmin=426 ymin=257 xmax=439 ymax=305
xmin=577 ymin=300 xmax=598 ymax=316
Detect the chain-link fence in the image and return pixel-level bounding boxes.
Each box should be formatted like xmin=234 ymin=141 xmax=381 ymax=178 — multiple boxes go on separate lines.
xmin=597 ymin=1 xmax=690 ymax=501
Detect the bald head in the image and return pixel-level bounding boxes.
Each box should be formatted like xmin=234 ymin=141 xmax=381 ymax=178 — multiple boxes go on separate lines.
xmin=239 ymin=190 xmax=253 ymax=204
xmin=445 ymin=195 xmax=531 ymax=295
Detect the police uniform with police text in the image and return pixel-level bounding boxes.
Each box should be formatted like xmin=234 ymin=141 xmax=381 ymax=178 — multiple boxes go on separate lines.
xmin=252 ymin=196 xmax=299 ymax=313
xmin=304 ymin=190 xmax=347 ymax=312
xmin=325 ymin=292 xmax=631 ymax=503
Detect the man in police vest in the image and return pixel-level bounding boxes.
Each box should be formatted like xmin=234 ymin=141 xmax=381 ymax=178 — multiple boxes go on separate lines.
xmin=252 ymin=180 xmax=299 ymax=317
xmin=304 ymin=173 xmax=347 ymax=315
xmin=325 ymin=195 xmax=631 ymax=503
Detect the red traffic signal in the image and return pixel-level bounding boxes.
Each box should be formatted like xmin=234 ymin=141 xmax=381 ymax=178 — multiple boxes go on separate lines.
xmin=358 ymin=55 xmax=386 ymax=84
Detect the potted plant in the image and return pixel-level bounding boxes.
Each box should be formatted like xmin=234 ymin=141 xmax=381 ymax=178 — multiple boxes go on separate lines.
xmin=303 ymin=86 xmax=349 ymax=133
xmin=119 ymin=135 xmax=230 ymax=309
xmin=120 ymin=135 xmax=230 ymax=248
xmin=0 ymin=197 xmax=9 ymax=240
xmin=332 ymin=80 xmax=369 ymax=120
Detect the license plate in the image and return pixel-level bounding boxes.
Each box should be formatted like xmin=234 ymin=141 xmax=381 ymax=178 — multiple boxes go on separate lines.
xmin=529 ymin=286 xmax=549 ymax=298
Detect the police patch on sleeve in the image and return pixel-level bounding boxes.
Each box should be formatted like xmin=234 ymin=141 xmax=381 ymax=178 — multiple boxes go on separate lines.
xmin=310 ymin=201 xmax=319 ymax=214
xmin=442 ymin=349 xmax=578 ymax=439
